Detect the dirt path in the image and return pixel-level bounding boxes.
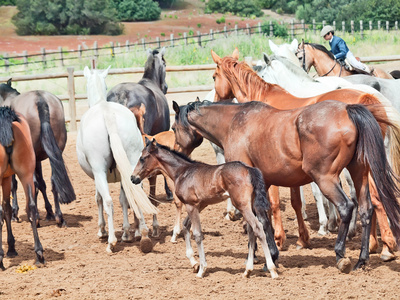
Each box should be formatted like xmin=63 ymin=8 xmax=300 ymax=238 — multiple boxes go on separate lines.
xmin=1 ymin=130 xmax=400 ymax=299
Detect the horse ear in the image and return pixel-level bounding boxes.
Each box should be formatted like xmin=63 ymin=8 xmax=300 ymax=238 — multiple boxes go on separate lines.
xmin=195 ymin=97 xmax=200 ymax=102
xmin=211 ymin=50 xmax=221 ymax=65
xmin=145 ymin=136 xmax=151 ymax=145
xmin=269 ymin=40 xmax=278 ymax=54
xmin=160 ymin=47 xmax=166 ymax=56
xmin=83 ymin=66 xmax=91 ymax=78
xmin=7 ymin=78 xmax=12 ymax=86
xmin=172 ymin=101 xmax=180 ymax=114
xmin=102 ymin=65 xmax=111 ymax=78
xmin=232 ymin=47 xmax=239 ymax=60
xmin=263 ymin=52 xmax=271 ymax=66
xmin=290 ymin=39 xmax=299 ymax=52
xmin=146 ymin=48 xmax=153 ymax=57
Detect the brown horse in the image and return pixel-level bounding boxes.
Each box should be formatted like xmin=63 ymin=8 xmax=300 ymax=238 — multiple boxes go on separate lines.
xmin=131 ymin=138 xmax=279 ymax=279
xmin=295 ymin=41 xmax=394 ymax=79
xmin=0 ymin=106 xmax=45 ymax=270
xmin=0 ymin=79 xmax=75 ymax=227
xmin=211 ymin=48 xmax=400 ymax=260
xmin=171 ymin=99 xmax=400 ymax=273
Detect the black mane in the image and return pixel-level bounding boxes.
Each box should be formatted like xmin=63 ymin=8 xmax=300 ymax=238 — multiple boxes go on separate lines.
xmin=306 ymin=43 xmax=335 ymax=60
xmin=0 ymin=106 xmax=20 ymax=147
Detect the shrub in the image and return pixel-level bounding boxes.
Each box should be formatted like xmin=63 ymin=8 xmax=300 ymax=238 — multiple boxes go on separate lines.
xmin=114 ymin=0 xmax=161 ymax=21
xmin=261 ymin=20 xmax=288 ymax=37
xmin=206 ymin=0 xmax=264 ymax=17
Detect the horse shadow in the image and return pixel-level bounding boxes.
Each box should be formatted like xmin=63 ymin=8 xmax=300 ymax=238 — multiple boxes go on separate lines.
xmin=15 ymin=212 xmax=93 ymax=228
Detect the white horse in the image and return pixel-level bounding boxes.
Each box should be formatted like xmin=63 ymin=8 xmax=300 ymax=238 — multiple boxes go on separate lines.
xmin=76 ymin=66 xmax=157 ymax=253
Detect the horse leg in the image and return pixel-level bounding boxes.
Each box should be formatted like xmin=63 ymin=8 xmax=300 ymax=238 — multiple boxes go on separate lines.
xmin=182 ymin=213 xmax=198 ymax=271
xmin=269 ymin=185 xmax=286 ymax=250
xmin=11 ymin=175 xmax=19 ymax=222
xmin=171 ymin=197 xmax=183 ymax=243
xmin=21 ymin=178 xmax=45 ymax=265
xmin=310 ymin=182 xmax=330 ymax=235
xmin=133 ymin=209 xmax=152 ymax=253
xmin=291 ymin=187 xmax=310 ymax=249
xmin=119 ymin=187 xmax=133 ymax=243
xmin=95 ymin=190 xmax=107 ymax=239
xmin=185 ymin=204 xmax=207 ymax=278
xmin=35 ymin=162 xmax=55 ymax=222
xmin=243 ymin=223 xmax=256 ymax=278
xmin=148 ymin=176 xmax=160 ymax=237
xmin=368 ymin=175 xmax=396 ymax=261
xmin=300 ymin=186 xmax=307 ymax=220
xmin=343 ymin=169 xmax=358 ymax=240
xmin=164 ymin=177 xmax=173 ymax=201
xmin=2 ymin=177 xmax=17 ymax=261
xmin=0 ymin=192 xmax=4 ymax=270
xmin=314 ymin=177 xmax=354 ymax=273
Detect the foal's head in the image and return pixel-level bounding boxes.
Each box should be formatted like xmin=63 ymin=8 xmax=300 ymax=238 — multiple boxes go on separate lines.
xmin=131 ymin=138 xmax=162 ymax=184
xmin=171 ymin=100 xmax=204 ymax=156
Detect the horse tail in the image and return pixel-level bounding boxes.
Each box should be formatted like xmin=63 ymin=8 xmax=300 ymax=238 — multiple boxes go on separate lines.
xmin=359 ymin=93 xmax=400 ymax=176
xmin=346 ymin=104 xmax=400 ymax=249
xmin=103 ymin=111 xmax=157 ymax=216
xmin=248 ymin=166 xmax=279 ymax=261
xmin=36 ymin=95 xmax=76 ymax=204
xmin=0 ymin=106 xmax=19 ymax=147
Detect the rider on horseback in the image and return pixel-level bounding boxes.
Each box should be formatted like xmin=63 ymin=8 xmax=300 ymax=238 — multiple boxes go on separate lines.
xmin=321 ymin=25 xmax=372 ymax=74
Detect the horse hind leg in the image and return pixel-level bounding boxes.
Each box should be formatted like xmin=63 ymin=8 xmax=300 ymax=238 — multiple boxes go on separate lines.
xmin=148 ymin=176 xmax=160 ymax=237
xmin=95 ymin=190 xmax=107 ymax=239
xmin=11 ymin=175 xmax=19 ymax=222
xmin=119 ymin=187 xmax=133 ymax=243
xmin=2 ymin=177 xmax=17 ymax=259
xmin=35 ymin=162 xmax=57 ymax=223
xmin=291 ymin=187 xmax=310 ymax=249
xmin=310 ymin=182 xmax=330 ymax=235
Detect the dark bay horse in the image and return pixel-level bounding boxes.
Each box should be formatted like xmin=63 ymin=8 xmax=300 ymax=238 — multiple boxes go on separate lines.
xmin=171 ymin=99 xmax=400 ymax=273
xmin=211 ymin=49 xmax=400 ymax=259
xmin=0 ymin=107 xmax=44 ymax=270
xmin=131 ymin=139 xmax=279 ymax=279
xmin=295 ymin=41 xmax=394 ymax=79
xmin=107 ymin=47 xmax=171 ymax=236
xmin=0 ymin=80 xmax=75 ymax=227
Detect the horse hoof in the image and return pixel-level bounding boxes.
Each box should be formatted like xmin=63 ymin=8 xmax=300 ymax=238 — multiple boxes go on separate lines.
xmin=193 ymin=263 xmax=200 ymax=273
xmin=152 ymin=229 xmax=160 ymax=238
xmin=122 ymin=233 xmax=134 ymax=243
xmin=140 ymin=237 xmax=153 ymax=253
xmin=337 ymin=257 xmax=352 ymax=274
xmin=0 ymin=262 xmax=5 ymax=271
xmin=170 ymin=236 xmax=178 ymax=244
xmin=11 ymin=216 xmax=20 ymax=223
xmin=6 ymin=250 xmax=18 ymax=258
xmin=228 ymin=211 xmax=242 ymax=221
xmin=380 ymin=252 xmax=396 ymax=262
xmin=242 ymin=270 xmax=252 ymax=278
xmin=46 ymin=212 xmax=56 ymax=221
xmin=270 ymin=268 xmax=279 ymax=279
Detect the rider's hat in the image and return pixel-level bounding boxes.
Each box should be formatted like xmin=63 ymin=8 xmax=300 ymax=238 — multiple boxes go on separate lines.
xmin=320 ymin=25 xmax=334 ymax=37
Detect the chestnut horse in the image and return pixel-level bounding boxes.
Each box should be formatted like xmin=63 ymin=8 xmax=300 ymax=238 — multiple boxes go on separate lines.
xmin=0 ymin=79 xmax=75 ymax=227
xmin=131 ymin=139 xmax=279 ymax=279
xmin=171 ymin=99 xmax=400 ymax=273
xmin=295 ymin=41 xmax=394 ymax=79
xmin=211 ymin=48 xmax=400 ymax=259
xmin=0 ymin=107 xmax=44 ymax=270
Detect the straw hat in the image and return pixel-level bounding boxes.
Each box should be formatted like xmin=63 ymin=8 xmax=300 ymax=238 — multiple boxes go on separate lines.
xmin=320 ymin=25 xmax=334 ymax=37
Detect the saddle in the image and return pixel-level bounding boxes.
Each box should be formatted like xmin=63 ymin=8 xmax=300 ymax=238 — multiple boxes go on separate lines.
xmin=339 ymin=58 xmax=374 ymax=76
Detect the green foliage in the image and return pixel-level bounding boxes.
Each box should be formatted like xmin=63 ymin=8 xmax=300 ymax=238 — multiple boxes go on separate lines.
xmin=113 ymin=0 xmax=161 ymax=21
xmin=0 ymin=0 xmax=16 ymax=5
xmin=206 ymin=0 xmax=264 ymax=17
xmin=257 ymin=0 xmax=276 ymax=9
xmin=261 ymin=20 xmax=288 ymax=37
xmin=12 ymin=0 xmax=123 ymax=35
xmin=216 ymin=16 xmax=226 ymax=24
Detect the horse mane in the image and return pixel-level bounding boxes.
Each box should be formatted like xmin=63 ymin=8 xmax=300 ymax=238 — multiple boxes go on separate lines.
xmin=305 ymin=43 xmax=335 ymax=60
xmin=271 ymin=55 xmax=318 ymax=82
xmin=154 ymin=142 xmax=203 ymax=165
xmin=219 ymin=57 xmax=275 ymax=99
xmin=143 ymin=49 xmax=166 ymax=80
xmin=177 ymin=100 xmax=213 ymax=126
xmin=0 ymin=106 xmax=20 ymax=147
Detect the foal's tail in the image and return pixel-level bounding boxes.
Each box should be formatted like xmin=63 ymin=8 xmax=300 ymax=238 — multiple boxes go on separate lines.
xmin=103 ymin=111 xmax=157 ymax=216
xmin=347 ymin=104 xmax=400 ymax=249
xmin=37 ymin=94 xmax=75 ymax=204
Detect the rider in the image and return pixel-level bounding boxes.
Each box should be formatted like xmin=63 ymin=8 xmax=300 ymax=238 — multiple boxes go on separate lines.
xmin=320 ymin=25 xmax=372 ymax=74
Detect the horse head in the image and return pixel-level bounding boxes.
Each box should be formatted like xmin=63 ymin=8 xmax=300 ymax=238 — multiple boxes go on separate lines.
xmin=0 ymin=78 xmax=20 ymax=105
xmin=171 ymin=100 xmax=203 ymax=156
xmin=83 ymin=66 xmax=110 ymax=107
xmin=131 ymin=137 xmax=161 ymax=184
xmin=269 ymin=39 xmax=300 ymax=67
xmin=145 ymin=47 xmax=168 ymax=94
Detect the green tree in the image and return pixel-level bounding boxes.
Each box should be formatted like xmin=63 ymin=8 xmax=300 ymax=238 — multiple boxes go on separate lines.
xmin=12 ymin=0 xmax=123 ymax=35
xmin=113 ymin=0 xmax=161 ymax=21
xmin=206 ymin=0 xmax=264 ymax=17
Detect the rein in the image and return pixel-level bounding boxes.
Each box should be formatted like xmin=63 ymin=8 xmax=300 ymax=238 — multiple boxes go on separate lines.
xmin=320 ymin=61 xmax=340 ymax=77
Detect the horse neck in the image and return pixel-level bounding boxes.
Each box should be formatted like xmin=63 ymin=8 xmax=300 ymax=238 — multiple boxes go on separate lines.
xmin=87 ymin=75 xmax=107 ymax=107
xmin=153 ymin=148 xmax=193 ymax=182
xmin=187 ymin=105 xmax=236 ymax=147
xmin=310 ymin=48 xmax=345 ymax=77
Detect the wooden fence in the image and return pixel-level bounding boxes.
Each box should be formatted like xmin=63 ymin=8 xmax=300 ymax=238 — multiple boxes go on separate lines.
xmin=1 ymin=19 xmax=400 ymax=73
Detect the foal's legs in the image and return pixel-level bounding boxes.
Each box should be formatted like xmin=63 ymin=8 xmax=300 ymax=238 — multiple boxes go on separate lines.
xmin=269 ymin=185 xmax=286 ymax=250
xmin=148 ymin=175 xmax=160 ymax=237
xmin=182 ymin=213 xmax=198 ymax=271
xmin=291 ymin=186 xmax=310 ymax=249
xmin=119 ymin=187 xmax=133 ymax=242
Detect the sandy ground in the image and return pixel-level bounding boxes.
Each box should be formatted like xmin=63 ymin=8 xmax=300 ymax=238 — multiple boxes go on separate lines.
xmin=1 ymin=123 xmax=400 ymax=299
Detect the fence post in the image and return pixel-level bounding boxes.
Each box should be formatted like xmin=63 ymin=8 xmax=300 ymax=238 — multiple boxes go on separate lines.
xmin=351 ymin=20 xmax=354 ymax=35
xmin=290 ymin=19 xmax=294 ymax=39
xmin=258 ymin=22 xmax=262 ymax=35
xmin=396 ymin=21 xmax=398 ymax=31
xmin=78 ymin=45 xmax=82 ymax=61
xmin=333 ymin=20 xmax=336 ymax=31
xmin=378 ymin=21 xmax=381 ymax=30
xmin=269 ymin=21 xmax=273 ymax=37
xmin=246 ymin=23 xmax=251 ymax=35
xmin=197 ymin=31 xmax=202 ymax=47
xmin=170 ymin=34 xmax=174 ymax=47
xmin=360 ymin=20 xmax=363 ymax=39
xmin=156 ymin=37 xmax=161 ymax=48
xmin=125 ymin=40 xmax=130 ymax=52
xmin=23 ymin=50 xmax=28 ymax=71
xmin=342 ymin=21 xmax=345 ymax=34
xmin=235 ymin=24 xmax=238 ymax=36
xmin=41 ymin=47 xmax=46 ymax=67
xmin=369 ymin=20 xmax=373 ymax=30
xmin=183 ymin=33 xmax=187 ymax=46
xmin=4 ymin=53 xmax=9 ymax=72
xmin=94 ymin=41 xmax=98 ymax=59
xmin=58 ymin=46 xmax=64 ymax=67
xmin=142 ymin=38 xmax=146 ymax=50
xmin=110 ymin=42 xmax=115 ymax=58
xmin=301 ymin=19 xmax=305 ymax=34
xmin=210 ymin=29 xmax=214 ymax=40
xmin=313 ymin=19 xmax=316 ymax=35
xmin=323 ymin=20 xmax=326 ymax=28
xmin=224 ymin=26 xmax=227 ymax=37
xmin=67 ymin=67 xmax=77 ymax=132
xmin=386 ymin=21 xmax=389 ymax=32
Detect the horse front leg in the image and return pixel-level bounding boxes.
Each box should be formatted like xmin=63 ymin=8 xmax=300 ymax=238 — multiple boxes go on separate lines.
xmin=35 ymin=162 xmax=56 ymax=222
xmin=3 ymin=176 xmax=17 ymax=259
xmin=148 ymin=176 xmax=159 ymax=237
xmin=119 ymin=187 xmax=133 ymax=243
xmin=133 ymin=209 xmax=152 ymax=253
xmin=269 ymin=185 xmax=285 ymax=250
xmin=291 ymin=187 xmax=310 ymax=249
xmin=182 ymin=214 xmax=197 ymax=270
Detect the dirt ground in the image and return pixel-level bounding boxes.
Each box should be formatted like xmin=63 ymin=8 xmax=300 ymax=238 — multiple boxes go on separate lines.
xmin=1 ymin=129 xmax=400 ymax=300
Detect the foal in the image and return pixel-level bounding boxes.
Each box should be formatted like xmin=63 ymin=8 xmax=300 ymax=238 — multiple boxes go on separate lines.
xmin=131 ymin=139 xmax=279 ymax=279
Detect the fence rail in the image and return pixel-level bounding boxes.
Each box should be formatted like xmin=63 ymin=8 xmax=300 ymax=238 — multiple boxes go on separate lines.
xmin=1 ymin=19 xmax=399 ymax=72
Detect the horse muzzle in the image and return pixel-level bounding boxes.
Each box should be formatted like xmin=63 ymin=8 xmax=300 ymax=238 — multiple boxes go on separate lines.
xmin=131 ymin=175 xmax=142 ymax=185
